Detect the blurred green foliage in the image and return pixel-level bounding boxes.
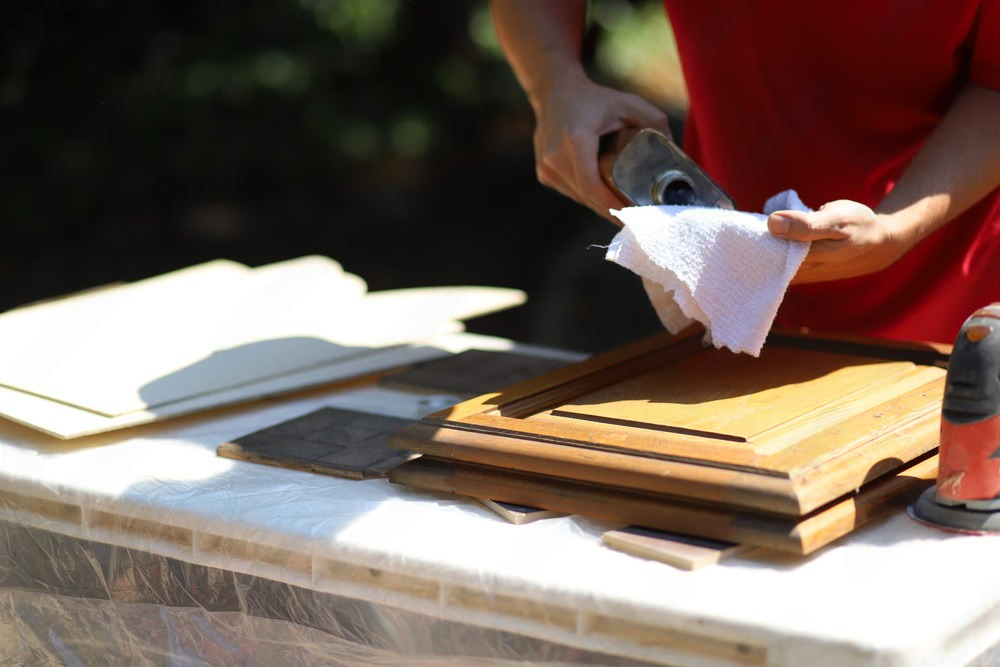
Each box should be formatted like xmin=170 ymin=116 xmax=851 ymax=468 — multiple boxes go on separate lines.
xmin=592 ymin=0 xmax=685 ymax=110
xmin=0 ymin=0 xmax=673 ymax=351
xmin=0 ymin=1 xmax=525 ymax=234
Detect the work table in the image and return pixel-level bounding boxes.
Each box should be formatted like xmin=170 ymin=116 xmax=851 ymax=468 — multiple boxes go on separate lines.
xmin=1 ymin=332 xmax=998 ymax=667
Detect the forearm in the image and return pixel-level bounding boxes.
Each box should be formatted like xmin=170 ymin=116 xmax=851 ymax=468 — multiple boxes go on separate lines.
xmin=877 ymin=83 xmax=1000 ymax=251
xmin=491 ymin=0 xmax=671 ymax=218
xmin=490 ymin=0 xmax=589 ymax=111
xmin=771 ymin=83 xmax=1000 ymax=284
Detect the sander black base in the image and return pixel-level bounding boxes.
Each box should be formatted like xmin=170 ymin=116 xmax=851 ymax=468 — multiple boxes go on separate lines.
xmin=909 ymin=303 xmax=1000 ymax=535
xmin=909 ymin=486 xmax=1000 ymax=534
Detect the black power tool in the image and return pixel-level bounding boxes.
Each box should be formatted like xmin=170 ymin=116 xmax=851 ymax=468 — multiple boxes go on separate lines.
xmin=911 ymin=302 xmax=1000 ymax=533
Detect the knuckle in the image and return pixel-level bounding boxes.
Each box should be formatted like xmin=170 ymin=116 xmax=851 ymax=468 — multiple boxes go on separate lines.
xmin=535 ymin=164 xmax=557 ymax=187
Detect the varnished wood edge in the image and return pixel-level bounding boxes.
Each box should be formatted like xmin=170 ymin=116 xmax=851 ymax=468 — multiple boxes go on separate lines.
xmin=389 ymin=456 xmax=804 ymax=551
xmin=390 ymin=407 xmax=941 ymax=518
xmin=768 ymin=327 xmax=951 ymax=367
xmin=782 ymin=376 xmax=944 ymax=475
xmin=425 ymin=325 xmax=706 ymax=423
xmin=792 ymin=452 xmax=938 ymax=554
xmin=389 ymin=452 xmax=937 ymax=555
xmin=792 ymin=412 xmax=940 ymax=513
xmin=430 ymin=327 xmax=950 ymax=425
xmin=390 ymin=328 xmax=951 ymax=515
xmin=422 ymin=412 xmax=767 ymax=472
xmin=388 ymin=421 xmax=803 ymax=515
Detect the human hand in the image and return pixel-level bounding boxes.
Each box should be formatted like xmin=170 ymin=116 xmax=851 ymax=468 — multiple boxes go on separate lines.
xmin=530 ymin=74 xmax=672 ymax=222
xmin=767 ymin=200 xmax=909 ymax=284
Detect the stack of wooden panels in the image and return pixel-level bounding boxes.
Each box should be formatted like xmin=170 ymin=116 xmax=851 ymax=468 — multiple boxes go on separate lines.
xmin=389 ymin=327 xmax=950 ymax=555
xmin=0 ymin=256 xmax=525 ymax=439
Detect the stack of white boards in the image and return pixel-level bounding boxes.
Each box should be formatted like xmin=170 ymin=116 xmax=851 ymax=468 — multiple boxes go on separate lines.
xmin=0 ymin=256 xmax=525 ymax=439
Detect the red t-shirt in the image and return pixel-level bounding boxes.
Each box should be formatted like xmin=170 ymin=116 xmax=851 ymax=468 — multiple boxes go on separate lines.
xmin=663 ymin=1 xmax=1000 ymax=344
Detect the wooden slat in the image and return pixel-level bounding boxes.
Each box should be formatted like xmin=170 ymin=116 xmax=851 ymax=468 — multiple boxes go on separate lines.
xmin=556 ymin=346 xmax=912 ymax=445
xmin=475 ymin=498 xmax=563 ymax=524
xmin=601 ymin=526 xmax=752 ymax=570
xmin=793 ymin=454 xmax=938 ymax=554
xmin=791 ymin=411 xmax=941 ymax=513
xmin=390 ymin=422 xmax=802 ymax=515
xmin=774 ymin=378 xmax=944 ymax=474
xmin=432 ymin=326 xmax=705 ymax=423
xmin=389 ymin=453 xmax=937 ymax=555
xmin=750 ymin=364 xmax=944 ymax=454
xmin=768 ymin=328 xmax=951 ymax=366
xmin=390 ymin=457 xmax=795 ymax=548
xmin=461 ymin=411 xmax=764 ymax=467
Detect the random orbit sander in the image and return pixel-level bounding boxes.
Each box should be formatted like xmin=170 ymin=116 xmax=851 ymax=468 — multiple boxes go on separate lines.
xmin=911 ymin=302 xmax=1000 ymax=533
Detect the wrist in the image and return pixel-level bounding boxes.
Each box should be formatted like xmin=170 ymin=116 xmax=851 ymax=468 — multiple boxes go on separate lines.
xmin=524 ymin=61 xmax=591 ymax=114
xmin=875 ymin=197 xmax=949 ymax=256
xmin=869 ymin=212 xmax=911 ymax=266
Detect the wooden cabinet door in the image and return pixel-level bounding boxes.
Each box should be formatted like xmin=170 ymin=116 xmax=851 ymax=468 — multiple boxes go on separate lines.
xmin=391 ymin=327 xmax=948 ymax=516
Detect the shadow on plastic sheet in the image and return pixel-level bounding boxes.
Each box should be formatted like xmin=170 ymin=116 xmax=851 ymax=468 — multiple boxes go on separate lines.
xmin=137 ymin=337 xmax=367 ymax=413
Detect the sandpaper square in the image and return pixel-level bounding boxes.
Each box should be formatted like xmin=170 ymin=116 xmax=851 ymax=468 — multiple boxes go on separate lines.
xmin=218 ymin=407 xmax=415 ymax=479
xmin=381 ymin=349 xmax=570 ymax=396
xmin=601 ymin=525 xmax=750 ymax=571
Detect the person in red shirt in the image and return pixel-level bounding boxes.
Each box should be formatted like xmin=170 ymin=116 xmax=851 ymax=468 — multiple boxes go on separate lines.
xmin=491 ymin=0 xmax=1000 ymax=344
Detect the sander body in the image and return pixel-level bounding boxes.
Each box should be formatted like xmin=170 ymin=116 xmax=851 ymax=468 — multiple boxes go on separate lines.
xmin=912 ymin=302 xmax=1000 ymax=533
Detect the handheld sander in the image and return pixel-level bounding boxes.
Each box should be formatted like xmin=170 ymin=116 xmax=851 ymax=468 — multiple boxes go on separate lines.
xmin=911 ymin=302 xmax=1000 ymax=533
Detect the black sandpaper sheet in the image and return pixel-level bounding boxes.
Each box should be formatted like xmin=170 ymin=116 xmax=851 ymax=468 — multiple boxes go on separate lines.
xmin=218 ymin=350 xmax=570 ymax=480
xmin=380 ymin=349 xmax=570 ymax=396
xmin=217 ymin=407 xmax=415 ymax=480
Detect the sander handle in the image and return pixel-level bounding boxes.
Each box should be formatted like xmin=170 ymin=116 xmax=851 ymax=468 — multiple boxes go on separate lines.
xmin=597 ymin=128 xmax=736 ymax=210
xmin=597 ymin=127 xmax=643 ymax=208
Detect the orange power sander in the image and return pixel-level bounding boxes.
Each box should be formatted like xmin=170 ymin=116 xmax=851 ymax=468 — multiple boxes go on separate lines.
xmin=911 ymin=302 xmax=1000 ymax=533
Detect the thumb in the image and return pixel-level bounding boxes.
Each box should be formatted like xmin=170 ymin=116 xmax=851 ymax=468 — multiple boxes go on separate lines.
xmin=620 ymin=97 xmax=673 ymax=140
xmin=767 ymin=209 xmax=846 ymax=242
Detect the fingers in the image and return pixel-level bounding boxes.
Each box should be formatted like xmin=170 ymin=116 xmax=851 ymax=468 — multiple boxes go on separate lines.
xmin=531 ymin=84 xmax=672 ymax=222
xmin=767 ymin=210 xmax=836 ymax=241
xmin=767 ymin=200 xmax=876 ymax=242
xmin=622 ymin=95 xmax=674 ymax=141
xmin=535 ymin=125 xmax=629 ymax=221
xmin=569 ymin=133 xmax=629 ymax=216
xmin=777 ymin=200 xmax=902 ymax=283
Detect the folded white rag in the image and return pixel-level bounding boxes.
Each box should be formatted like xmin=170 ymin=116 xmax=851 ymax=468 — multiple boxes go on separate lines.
xmin=606 ymin=190 xmax=811 ymax=356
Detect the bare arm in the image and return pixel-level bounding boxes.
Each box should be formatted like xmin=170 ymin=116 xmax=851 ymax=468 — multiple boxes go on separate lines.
xmin=769 ymin=83 xmax=1000 ymax=283
xmin=491 ymin=0 xmax=672 ymax=219
xmin=490 ymin=0 xmax=587 ymax=101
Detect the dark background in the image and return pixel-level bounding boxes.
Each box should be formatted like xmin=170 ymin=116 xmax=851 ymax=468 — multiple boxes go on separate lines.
xmin=1 ymin=0 xmax=685 ymax=353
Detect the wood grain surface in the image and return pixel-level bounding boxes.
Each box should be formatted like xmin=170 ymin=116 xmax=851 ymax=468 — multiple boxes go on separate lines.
xmin=390 ymin=329 xmax=948 ymax=517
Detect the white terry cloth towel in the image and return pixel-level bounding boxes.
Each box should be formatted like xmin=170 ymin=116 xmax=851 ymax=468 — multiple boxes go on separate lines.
xmin=605 ymin=190 xmax=811 ymax=357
